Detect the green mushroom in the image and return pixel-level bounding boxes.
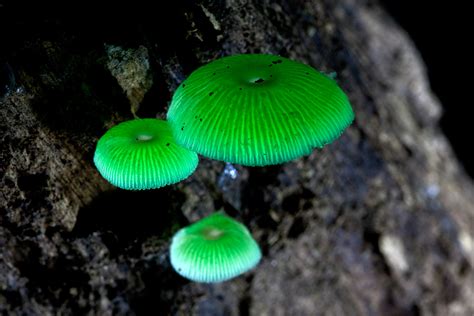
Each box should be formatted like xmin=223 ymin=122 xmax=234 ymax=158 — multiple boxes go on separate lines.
xmin=94 ymin=118 xmax=198 ymax=190
xmin=170 ymin=212 xmax=261 ymax=283
xmin=167 ymin=54 xmax=354 ymax=166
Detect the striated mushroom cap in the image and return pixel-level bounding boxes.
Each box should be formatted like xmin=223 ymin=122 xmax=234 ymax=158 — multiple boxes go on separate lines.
xmin=94 ymin=118 xmax=198 ymax=190
xmin=167 ymin=54 xmax=354 ymax=166
xmin=170 ymin=212 xmax=261 ymax=283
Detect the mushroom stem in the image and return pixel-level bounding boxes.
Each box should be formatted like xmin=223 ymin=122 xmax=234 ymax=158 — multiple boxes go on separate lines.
xmin=131 ymin=108 xmax=140 ymax=119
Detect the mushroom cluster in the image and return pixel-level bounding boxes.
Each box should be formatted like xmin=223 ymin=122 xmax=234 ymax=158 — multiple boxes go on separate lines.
xmin=93 ymin=54 xmax=354 ymax=283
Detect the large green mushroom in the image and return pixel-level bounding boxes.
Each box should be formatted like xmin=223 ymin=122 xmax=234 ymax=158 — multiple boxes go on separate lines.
xmin=94 ymin=118 xmax=198 ymax=190
xmin=170 ymin=212 xmax=261 ymax=283
xmin=167 ymin=54 xmax=354 ymax=166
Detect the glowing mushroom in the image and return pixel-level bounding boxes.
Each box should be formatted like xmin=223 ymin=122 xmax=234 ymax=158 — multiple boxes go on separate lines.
xmin=93 ymin=118 xmax=198 ymax=190
xmin=170 ymin=212 xmax=261 ymax=283
xmin=167 ymin=54 xmax=354 ymax=166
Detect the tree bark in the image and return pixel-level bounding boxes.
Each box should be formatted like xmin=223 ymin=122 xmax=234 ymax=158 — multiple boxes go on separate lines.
xmin=1 ymin=1 xmax=473 ymax=315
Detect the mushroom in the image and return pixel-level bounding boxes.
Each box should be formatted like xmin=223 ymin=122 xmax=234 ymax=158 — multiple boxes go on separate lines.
xmin=167 ymin=54 xmax=354 ymax=166
xmin=93 ymin=118 xmax=198 ymax=190
xmin=170 ymin=212 xmax=261 ymax=283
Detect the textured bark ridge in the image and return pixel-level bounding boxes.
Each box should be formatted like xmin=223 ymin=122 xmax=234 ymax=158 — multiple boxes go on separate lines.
xmin=1 ymin=1 xmax=473 ymax=315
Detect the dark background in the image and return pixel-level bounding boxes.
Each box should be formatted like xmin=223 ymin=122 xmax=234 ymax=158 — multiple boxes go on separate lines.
xmin=1 ymin=1 xmax=472 ymax=177
xmin=1 ymin=2 xmax=473 ymax=314
xmin=380 ymin=0 xmax=473 ymax=178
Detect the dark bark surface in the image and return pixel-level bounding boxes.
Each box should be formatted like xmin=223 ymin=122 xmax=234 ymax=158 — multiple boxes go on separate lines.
xmin=1 ymin=1 xmax=473 ymax=315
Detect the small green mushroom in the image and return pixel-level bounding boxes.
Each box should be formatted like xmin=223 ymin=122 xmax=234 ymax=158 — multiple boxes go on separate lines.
xmin=93 ymin=118 xmax=198 ymax=190
xmin=167 ymin=54 xmax=354 ymax=166
xmin=170 ymin=212 xmax=261 ymax=283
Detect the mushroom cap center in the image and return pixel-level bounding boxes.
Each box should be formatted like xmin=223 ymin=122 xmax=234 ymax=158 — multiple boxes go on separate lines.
xmin=136 ymin=134 xmax=153 ymax=142
xmin=250 ymin=77 xmax=265 ymax=84
xmin=232 ymin=65 xmax=274 ymax=86
xmin=202 ymin=227 xmax=225 ymax=240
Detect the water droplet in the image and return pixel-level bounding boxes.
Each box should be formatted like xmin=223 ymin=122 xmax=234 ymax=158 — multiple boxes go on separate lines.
xmin=218 ymin=163 xmax=239 ymax=191
xmin=425 ymin=184 xmax=440 ymax=198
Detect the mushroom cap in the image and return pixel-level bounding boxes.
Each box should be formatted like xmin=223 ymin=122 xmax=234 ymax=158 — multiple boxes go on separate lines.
xmin=167 ymin=54 xmax=354 ymax=166
xmin=93 ymin=118 xmax=198 ymax=190
xmin=170 ymin=212 xmax=261 ymax=283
